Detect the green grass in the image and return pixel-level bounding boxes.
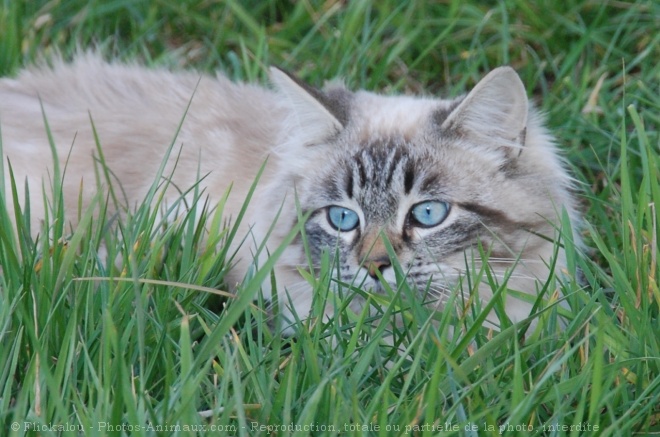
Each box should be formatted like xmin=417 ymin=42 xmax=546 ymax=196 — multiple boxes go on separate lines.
xmin=1 ymin=0 xmax=659 ymax=435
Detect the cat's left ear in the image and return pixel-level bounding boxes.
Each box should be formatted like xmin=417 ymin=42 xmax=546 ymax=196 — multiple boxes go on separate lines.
xmin=270 ymin=67 xmax=346 ymax=143
xmin=439 ymin=67 xmax=528 ymax=159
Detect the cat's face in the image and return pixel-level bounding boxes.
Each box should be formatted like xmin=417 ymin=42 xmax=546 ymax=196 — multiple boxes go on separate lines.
xmin=304 ymin=137 xmax=466 ymax=299
xmin=269 ymin=67 xmax=575 ymax=317
xmin=300 ymin=132 xmax=525 ymax=303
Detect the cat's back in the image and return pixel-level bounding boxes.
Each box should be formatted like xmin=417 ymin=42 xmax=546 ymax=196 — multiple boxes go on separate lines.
xmin=1 ymin=55 xmax=198 ymax=112
xmin=0 ymin=55 xmax=284 ymax=229
xmin=0 ymin=54 xmax=280 ymax=142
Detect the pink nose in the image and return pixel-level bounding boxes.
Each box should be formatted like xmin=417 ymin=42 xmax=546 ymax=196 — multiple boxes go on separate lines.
xmin=367 ymin=259 xmax=391 ymax=278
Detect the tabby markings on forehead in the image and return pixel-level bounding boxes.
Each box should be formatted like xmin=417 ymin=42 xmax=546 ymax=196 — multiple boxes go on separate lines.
xmin=355 ymin=158 xmax=367 ymax=189
xmin=349 ymin=141 xmax=419 ymax=193
xmin=403 ymin=166 xmax=415 ymax=195
xmin=384 ymin=147 xmax=407 ymax=189
xmin=420 ymin=173 xmax=442 ymax=193
xmin=345 ymin=172 xmax=354 ymax=199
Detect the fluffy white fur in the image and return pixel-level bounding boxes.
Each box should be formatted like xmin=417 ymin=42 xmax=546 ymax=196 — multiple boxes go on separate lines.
xmin=0 ymin=55 xmax=581 ymax=329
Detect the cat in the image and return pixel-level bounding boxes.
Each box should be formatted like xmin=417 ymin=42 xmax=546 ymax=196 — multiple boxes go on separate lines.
xmin=0 ymin=54 xmax=581 ymax=330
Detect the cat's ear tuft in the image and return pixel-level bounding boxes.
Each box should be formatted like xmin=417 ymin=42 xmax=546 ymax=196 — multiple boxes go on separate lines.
xmin=270 ymin=67 xmax=345 ymax=143
xmin=440 ymin=67 xmax=528 ymax=159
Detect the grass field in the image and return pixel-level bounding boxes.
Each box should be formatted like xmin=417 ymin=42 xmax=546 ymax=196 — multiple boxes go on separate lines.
xmin=1 ymin=0 xmax=659 ymax=435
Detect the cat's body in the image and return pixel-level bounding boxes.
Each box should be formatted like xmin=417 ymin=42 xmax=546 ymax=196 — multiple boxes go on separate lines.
xmin=0 ymin=55 xmax=580 ymax=328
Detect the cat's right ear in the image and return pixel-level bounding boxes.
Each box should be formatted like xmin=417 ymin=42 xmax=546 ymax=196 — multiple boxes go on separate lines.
xmin=270 ymin=67 xmax=345 ymax=142
xmin=439 ymin=67 xmax=529 ymax=161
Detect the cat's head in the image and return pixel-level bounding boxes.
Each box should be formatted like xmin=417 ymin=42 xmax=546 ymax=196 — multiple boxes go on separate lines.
xmin=269 ymin=67 xmax=578 ymax=321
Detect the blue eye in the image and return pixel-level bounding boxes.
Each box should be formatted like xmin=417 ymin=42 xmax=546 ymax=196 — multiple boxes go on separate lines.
xmin=327 ymin=206 xmax=359 ymax=231
xmin=409 ymin=201 xmax=450 ymax=228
